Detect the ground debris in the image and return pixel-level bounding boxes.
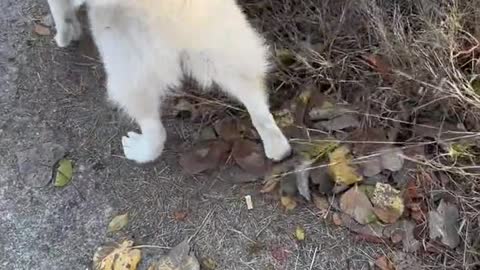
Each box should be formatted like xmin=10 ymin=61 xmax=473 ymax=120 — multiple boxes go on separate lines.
xmin=93 ymin=240 xmax=141 ymax=270
xmin=148 ymin=240 xmax=200 ymax=270
xmin=428 ymin=199 xmax=461 ymax=249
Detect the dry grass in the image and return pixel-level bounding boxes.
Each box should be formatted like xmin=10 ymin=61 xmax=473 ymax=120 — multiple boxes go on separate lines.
xmin=238 ymin=0 xmax=480 ymax=268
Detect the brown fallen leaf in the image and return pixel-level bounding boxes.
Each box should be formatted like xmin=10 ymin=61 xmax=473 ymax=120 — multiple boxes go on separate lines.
xmin=374 ymin=256 xmax=395 ymax=270
xmin=328 ymin=146 xmax=362 ymax=185
xmin=179 ymin=140 xmax=230 ymax=174
xmin=365 ymin=54 xmax=392 ymax=81
xmin=270 ymin=246 xmax=290 ymax=265
xmin=332 ymin=212 xmax=343 ymax=226
xmin=340 ymin=186 xmax=376 ymax=224
xmin=93 ymin=240 xmax=141 ymax=270
xmin=173 ymin=211 xmax=188 ymax=222
xmin=33 ymin=23 xmax=51 ymax=36
xmin=232 ymin=139 xmax=271 ymax=176
xmin=214 ymin=118 xmax=241 ymax=142
xmin=312 ymin=194 xmax=330 ymax=211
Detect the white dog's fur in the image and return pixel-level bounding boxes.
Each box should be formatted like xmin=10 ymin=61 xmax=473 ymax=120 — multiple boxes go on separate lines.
xmin=46 ymin=0 xmax=291 ymax=163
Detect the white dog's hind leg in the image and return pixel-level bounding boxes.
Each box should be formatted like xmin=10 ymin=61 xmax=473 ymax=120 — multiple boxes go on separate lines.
xmin=217 ymin=75 xmax=292 ymax=161
xmin=47 ymin=0 xmax=82 ymax=47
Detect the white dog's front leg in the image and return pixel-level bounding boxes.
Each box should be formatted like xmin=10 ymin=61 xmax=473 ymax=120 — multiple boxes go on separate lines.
xmin=121 ymin=119 xmax=166 ymax=163
xmin=47 ymin=0 xmax=82 ymax=47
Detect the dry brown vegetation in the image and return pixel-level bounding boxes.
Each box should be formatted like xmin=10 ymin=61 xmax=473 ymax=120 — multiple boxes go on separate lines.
xmin=238 ymin=0 xmax=480 ymax=268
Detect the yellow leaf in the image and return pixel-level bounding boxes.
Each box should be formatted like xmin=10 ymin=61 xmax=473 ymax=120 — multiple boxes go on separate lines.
xmin=93 ymin=240 xmax=141 ymax=270
xmin=201 ymin=257 xmax=217 ymax=270
xmin=108 ymin=213 xmax=129 ymax=233
xmin=295 ymin=226 xmax=305 ymax=241
xmin=280 ymin=196 xmax=297 ymax=210
xmin=328 ymin=146 xmax=362 ymax=185
xmin=54 ymin=159 xmax=73 ymax=187
xmin=294 ymin=140 xmax=338 ymax=161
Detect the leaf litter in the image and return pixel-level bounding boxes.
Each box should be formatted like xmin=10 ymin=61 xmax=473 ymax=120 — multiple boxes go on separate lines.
xmin=173 ymin=69 xmax=472 ymax=264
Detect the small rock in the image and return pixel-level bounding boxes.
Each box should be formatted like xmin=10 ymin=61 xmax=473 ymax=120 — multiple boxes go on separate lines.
xmin=16 ymin=143 xmax=66 ymax=187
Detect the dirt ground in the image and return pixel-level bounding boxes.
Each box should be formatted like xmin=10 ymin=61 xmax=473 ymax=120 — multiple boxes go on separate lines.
xmin=0 ymin=1 xmax=387 ymax=270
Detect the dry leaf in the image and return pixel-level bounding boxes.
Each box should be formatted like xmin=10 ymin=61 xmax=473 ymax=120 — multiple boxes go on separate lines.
xmin=54 ymin=159 xmax=73 ymax=187
xmin=332 ymin=213 xmax=343 ymax=226
xmin=312 ymin=194 xmax=329 ymax=211
xmin=314 ymin=114 xmax=360 ymax=131
xmin=173 ymin=211 xmax=188 ymax=222
xmin=214 ymin=118 xmax=241 ymax=142
xmin=340 ymin=186 xmax=376 ymax=224
xmin=108 ymin=213 xmax=129 ymax=233
xmin=261 ymin=177 xmax=280 ymax=193
xmin=33 ymin=23 xmax=51 ymax=36
xmin=200 ymin=257 xmax=217 ymax=270
xmin=365 ymin=54 xmax=392 ymax=80
xmin=295 ymin=159 xmax=312 ymax=201
xmin=179 ymin=140 xmax=230 ymax=174
xmin=293 ymin=140 xmax=338 ymax=161
xmin=270 ymin=246 xmax=290 ymax=265
xmin=360 ymin=157 xmax=382 ymax=177
xmin=429 ymin=200 xmax=460 ymax=249
xmin=328 ymin=146 xmax=362 ymax=185
xmin=374 ymin=256 xmax=395 ymax=270
xmin=273 ymin=108 xmax=295 ymax=128
xmin=276 ymin=49 xmax=296 ymax=67
xmin=232 ymin=139 xmax=271 ymax=176
xmin=295 ymin=226 xmax=305 ymax=241
xmin=281 ymin=196 xmax=297 ymax=211
xmin=380 ymin=147 xmax=404 ymax=172
xmin=93 ymin=240 xmax=141 ymax=270
xmin=148 ymin=240 xmax=200 ymax=270
xmin=371 ymin=183 xmax=404 ymax=224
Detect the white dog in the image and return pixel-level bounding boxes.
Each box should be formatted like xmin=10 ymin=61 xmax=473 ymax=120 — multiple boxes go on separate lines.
xmin=46 ymin=0 xmax=291 ymax=163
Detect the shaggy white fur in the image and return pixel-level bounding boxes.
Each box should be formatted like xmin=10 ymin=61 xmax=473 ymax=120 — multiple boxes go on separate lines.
xmin=47 ymin=0 xmax=291 ymax=163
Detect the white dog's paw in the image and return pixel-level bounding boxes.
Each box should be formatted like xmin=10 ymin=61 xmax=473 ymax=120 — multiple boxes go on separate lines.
xmin=54 ymin=19 xmax=82 ymax=48
xmin=121 ymin=132 xmax=163 ymax=163
xmin=263 ymin=134 xmax=292 ymax=161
